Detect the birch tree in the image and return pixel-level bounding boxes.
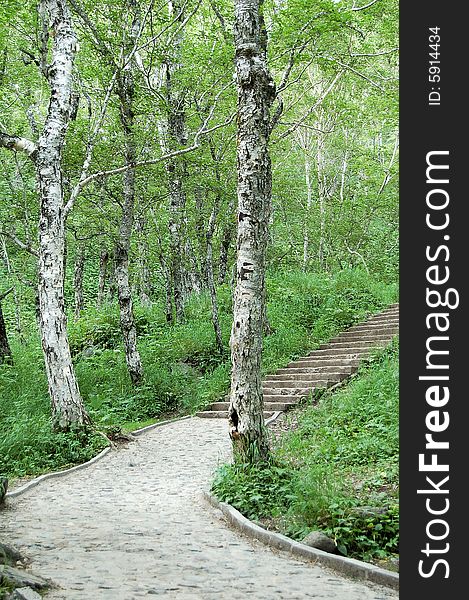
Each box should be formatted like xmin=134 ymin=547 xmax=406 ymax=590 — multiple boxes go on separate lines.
xmin=0 ymin=287 xmax=13 ymax=364
xmin=114 ymin=0 xmax=144 ymax=385
xmin=0 ymin=0 xmax=91 ymax=429
xmin=228 ymin=0 xmax=275 ymax=462
xmin=155 ymin=0 xmax=191 ymax=323
xmin=97 ymin=248 xmax=110 ymax=306
xmin=69 ymin=0 xmax=144 ymax=385
xmin=73 ymin=242 xmax=85 ymax=320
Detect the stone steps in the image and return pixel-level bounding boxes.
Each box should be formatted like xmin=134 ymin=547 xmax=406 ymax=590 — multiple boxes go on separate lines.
xmin=274 ymin=366 xmax=356 ymax=375
xmin=362 ymin=315 xmax=399 ymax=325
xmin=210 ymin=401 xmax=293 ymax=412
xmin=196 ymin=303 xmax=398 ymax=418
xmin=330 ymin=330 xmax=398 ymax=342
xmin=263 ymin=394 xmax=308 ymax=402
xmin=265 ymin=371 xmax=347 ymax=383
xmin=264 ymin=377 xmax=331 ymax=387
xmin=263 ymin=380 xmax=332 ymax=391
xmin=318 ymin=339 xmax=389 ymax=350
xmin=300 ymin=347 xmax=373 ymax=358
xmin=289 ymin=357 xmax=362 ymax=367
xmin=198 ymin=411 xmax=275 ymax=419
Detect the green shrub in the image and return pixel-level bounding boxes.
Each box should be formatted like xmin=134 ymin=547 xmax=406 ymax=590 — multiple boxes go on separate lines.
xmin=212 ymin=460 xmax=296 ymax=521
xmin=323 ymin=500 xmax=399 ymax=560
xmin=68 ymin=305 xmax=154 ymax=355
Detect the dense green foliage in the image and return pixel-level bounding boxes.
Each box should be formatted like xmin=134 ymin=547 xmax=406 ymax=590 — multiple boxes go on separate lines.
xmin=1 ymin=0 xmax=398 ymax=307
xmin=0 ymin=268 xmax=396 ymax=479
xmin=0 ymin=0 xmax=398 ymax=564
xmin=212 ymin=341 xmax=399 ymax=562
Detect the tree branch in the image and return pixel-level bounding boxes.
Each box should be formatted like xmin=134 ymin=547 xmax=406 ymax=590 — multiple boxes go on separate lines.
xmin=0 ymin=287 xmax=14 ymax=302
xmin=273 ymin=70 xmax=344 ymax=142
xmin=352 ymin=0 xmax=380 ymax=11
xmin=63 ymin=68 xmax=120 ymax=218
xmin=350 ymin=47 xmax=399 ymax=57
xmin=0 ymin=132 xmax=37 ymax=161
xmin=0 ymin=230 xmax=38 ymax=257
xmin=377 ymin=131 xmax=399 ymax=196
xmin=320 ymin=56 xmax=384 ymax=91
xmin=73 ymin=95 xmax=236 ymax=195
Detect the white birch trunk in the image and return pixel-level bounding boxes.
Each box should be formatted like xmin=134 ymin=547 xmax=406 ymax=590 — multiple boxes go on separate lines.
xmin=135 ymin=214 xmax=151 ymax=306
xmin=115 ymin=101 xmax=143 ymax=386
xmin=97 ymin=248 xmax=109 ymax=307
xmin=1 ymin=236 xmax=23 ymax=341
xmin=167 ymin=163 xmax=186 ymax=322
xmin=0 ymin=291 xmax=13 ymax=364
xmin=113 ymin=0 xmax=143 ymax=386
xmin=206 ymin=194 xmax=224 ymax=355
xmin=73 ymin=244 xmax=85 ymax=320
xmin=218 ymin=224 xmax=233 ymax=284
xmin=229 ymin=0 xmax=275 ymax=462
xmin=302 ymin=153 xmax=312 ymax=271
xmin=339 ymin=130 xmax=348 ymax=204
xmin=36 ymin=0 xmax=90 ymax=429
xmin=156 ymin=0 xmax=189 ymax=322
xmin=316 ymin=118 xmax=326 ymax=269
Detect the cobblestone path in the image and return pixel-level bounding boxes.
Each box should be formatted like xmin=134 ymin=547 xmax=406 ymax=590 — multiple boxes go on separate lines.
xmin=1 ymin=418 xmax=398 ymax=599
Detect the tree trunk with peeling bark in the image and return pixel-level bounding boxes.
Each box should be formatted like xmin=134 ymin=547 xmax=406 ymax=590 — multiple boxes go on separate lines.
xmin=217 ymin=196 xmax=235 ymax=285
xmin=302 ymin=153 xmax=312 ymax=271
xmin=97 ymin=248 xmax=109 ymax=307
xmin=116 ymin=87 xmax=143 ymax=386
xmin=157 ymin=0 xmax=190 ymax=322
xmin=36 ymin=0 xmax=90 ymax=429
xmin=207 ymin=225 xmax=224 ymax=355
xmin=218 ymin=220 xmax=233 ymax=284
xmin=73 ymin=244 xmax=85 ymax=320
xmin=229 ymin=0 xmax=275 ymax=462
xmin=113 ymin=0 xmax=144 ymax=386
xmin=135 ymin=214 xmax=151 ymax=306
xmin=317 ymin=123 xmax=326 ymax=269
xmin=1 ymin=237 xmax=24 ymax=341
xmin=200 ymin=185 xmax=224 ymax=355
xmin=0 ymin=294 xmax=13 ymax=365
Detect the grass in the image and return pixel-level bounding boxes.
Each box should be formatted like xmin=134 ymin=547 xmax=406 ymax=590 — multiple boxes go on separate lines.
xmin=0 ymin=267 xmax=397 ymax=483
xmin=211 ymin=340 xmax=399 ymax=563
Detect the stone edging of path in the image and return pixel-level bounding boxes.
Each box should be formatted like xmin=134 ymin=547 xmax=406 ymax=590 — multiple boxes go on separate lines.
xmin=265 ymin=411 xmax=282 ymax=426
xmin=203 ymin=491 xmax=399 ymax=591
xmin=5 ymin=415 xmax=192 ymax=499
xmin=5 ymin=411 xmax=280 ymax=500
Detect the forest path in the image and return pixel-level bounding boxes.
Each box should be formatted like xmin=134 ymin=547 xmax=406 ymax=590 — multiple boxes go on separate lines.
xmin=1 ymin=418 xmax=398 ymax=599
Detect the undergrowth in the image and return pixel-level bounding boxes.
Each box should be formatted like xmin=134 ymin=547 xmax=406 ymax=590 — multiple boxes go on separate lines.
xmin=0 ymin=268 xmax=397 ymax=481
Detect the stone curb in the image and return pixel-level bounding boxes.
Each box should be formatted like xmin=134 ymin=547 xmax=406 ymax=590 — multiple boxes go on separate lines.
xmin=131 ymin=414 xmax=192 ymax=436
xmin=5 ymin=415 xmax=192 ymax=499
xmin=264 ymin=411 xmax=282 ymax=426
xmin=203 ymin=491 xmax=399 ymax=591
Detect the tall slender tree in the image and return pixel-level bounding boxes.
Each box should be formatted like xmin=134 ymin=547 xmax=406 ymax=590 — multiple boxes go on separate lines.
xmin=114 ymin=0 xmax=144 ymax=386
xmin=156 ymin=0 xmax=191 ymax=323
xmin=0 ymin=287 xmax=13 ymax=364
xmin=0 ymin=0 xmax=91 ymax=429
xmin=228 ymin=0 xmax=275 ymax=462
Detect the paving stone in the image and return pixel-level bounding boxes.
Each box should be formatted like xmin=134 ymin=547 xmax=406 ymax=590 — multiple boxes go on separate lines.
xmin=3 ymin=418 xmax=398 ymax=599
xmin=0 ymin=566 xmax=50 ymax=590
xmin=7 ymin=588 xmax=42 ymax=600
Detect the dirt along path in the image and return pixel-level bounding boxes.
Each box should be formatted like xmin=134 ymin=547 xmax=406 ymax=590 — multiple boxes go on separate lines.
xmin=1 ymin=417 xmax=398 ymax=599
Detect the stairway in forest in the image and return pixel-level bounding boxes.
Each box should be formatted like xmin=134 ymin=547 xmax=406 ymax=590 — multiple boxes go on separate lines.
xmin=196 ymin=303 xmax=399 ymax=419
